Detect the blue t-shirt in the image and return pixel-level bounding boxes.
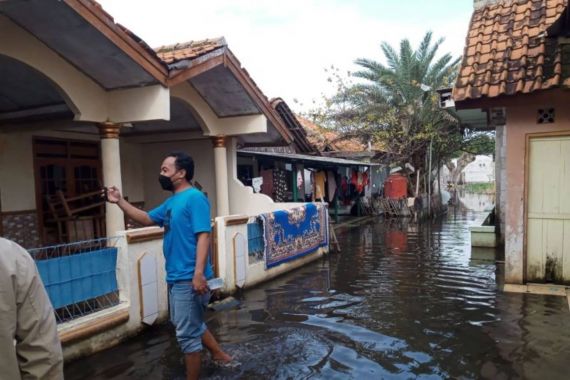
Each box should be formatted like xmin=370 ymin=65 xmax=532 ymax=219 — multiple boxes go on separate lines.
xmin=148 ymin=187 xmax=213 ymax=283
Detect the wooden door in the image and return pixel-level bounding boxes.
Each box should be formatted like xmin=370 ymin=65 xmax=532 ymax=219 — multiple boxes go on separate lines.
xmin=526 ymin=135 xmax=570 ymax=283
xmin=34 ymin=138 xmax=103 ymax=244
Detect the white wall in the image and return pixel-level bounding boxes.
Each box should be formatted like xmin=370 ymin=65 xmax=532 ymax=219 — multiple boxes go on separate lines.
xmin=0 ymin=130 xmax=99 ymax=212
xmin=214 ymin=215 xmax=328 ymax=293
xmin=0 ymin=129 xmax=215 ymax=217
xmin=463 ymin=155 xmax=495 ymax=183
xmin=226 ymin=138 xmax=304 ymax=216
xmin=141 ymin=139 xmax=217 ymax=215
xmin=120 ymin=141 xmax=145 ymax=203
xmin=0 ymin=133 xmax=35 ymax=211
xmin=60 ymin=228 xmax=169 ymax=361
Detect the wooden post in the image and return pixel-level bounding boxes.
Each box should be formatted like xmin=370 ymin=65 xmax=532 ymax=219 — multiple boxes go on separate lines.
xmin=334 ymin=196 xmax=339 ymax=224
xmin=428 ymin=138 xmax=433 ymax=216
xmin=415 ymin=168 xmax=421 ymax=197
xmin=437 ymin=159 xmax=442 ymax=212
xmin=292 ymin=164 xmax=298 ymax=202
xmin=0 ymin=187 xmax=3 ymax=237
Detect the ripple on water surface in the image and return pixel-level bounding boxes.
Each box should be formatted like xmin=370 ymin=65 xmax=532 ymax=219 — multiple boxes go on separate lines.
xmin=65 ymin=211 xmax=570 ymax=379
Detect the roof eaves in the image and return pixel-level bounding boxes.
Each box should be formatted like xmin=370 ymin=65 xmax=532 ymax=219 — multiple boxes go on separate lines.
xmin=270 ymin=97 xmax=318 ymax=154
xmin=65 ymin=0 xmax=169 ymax=85
xmin=237 ymin=150 xmax=376 ymax=167
xmin=224 ymin=50 xmax=293 ymax=144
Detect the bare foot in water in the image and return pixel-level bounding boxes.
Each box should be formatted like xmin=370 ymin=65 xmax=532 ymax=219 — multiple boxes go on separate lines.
xmin=211 ymin=351 xmax=232 ymax=364
xmin=202 ymin=329 xmax=233 ymax=364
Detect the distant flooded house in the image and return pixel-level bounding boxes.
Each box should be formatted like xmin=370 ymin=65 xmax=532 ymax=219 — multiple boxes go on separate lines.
xmin=298 ymin=115 xmax=390 ymax=199
xmin=450 ymin=0 xmax=570 ymax=285
xmin=238 ymin=99 xmax=389 ymax=217
xmin=462 ymin=155 xmax=495 ymax=184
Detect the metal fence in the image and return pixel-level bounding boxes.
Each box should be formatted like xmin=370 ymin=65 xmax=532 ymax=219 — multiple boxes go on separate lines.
xmin=247 ymin=218 xmax=264 ymax=263
xmin=29 ymin=237 xmax=121 ymax=324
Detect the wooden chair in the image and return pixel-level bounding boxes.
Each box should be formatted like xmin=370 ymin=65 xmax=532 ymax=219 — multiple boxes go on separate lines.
xmin=45 ymin=190 xmax=105 ymax=243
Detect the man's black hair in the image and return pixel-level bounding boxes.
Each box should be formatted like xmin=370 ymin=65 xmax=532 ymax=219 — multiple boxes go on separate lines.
xmin=167 ymin=151 xmax=194 ymax=181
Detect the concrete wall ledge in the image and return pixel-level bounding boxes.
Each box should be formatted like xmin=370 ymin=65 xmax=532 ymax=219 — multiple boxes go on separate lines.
xmin=125 ymin=226 xmax=164 ymax=243
xmin=503 ymin=283 xmax=568 ymax=296
xmin=224 ymin=215 xmax=249 ymax=226
xmin=58 ymin=303 xmax=130 ymax=345
xmin=503 ymin=284 xmax=570 ymax=312
xmin=470 ymin=225 xmax=495 ymax=233
xmin=470 ymin=211 xmax=497 ymax=247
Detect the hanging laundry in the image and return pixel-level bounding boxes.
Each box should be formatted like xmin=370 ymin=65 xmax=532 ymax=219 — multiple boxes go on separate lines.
xmin=341 ymin=176 xmax=348 ymax=195
xmin=314 ymin=171 xmax=327 ymax=201
xmin=361 ymin=170 xmax=370 ymax=192
xmin=252 ymin=177 xmax=263 ymax=193
xmin=341 ymin=175 xmax=350 ymax=205
xmin=352 ymin=170 xmax=370 ymax=193
xmin=304 ymin=169 xmax=313 ymax=199
xmin=260 ymin=169 xmax=273 ymax=198
xmin=273 ymin=168 xmax=288 ymax=202
xmin=327 ymin=171 xmax=337 ymax=202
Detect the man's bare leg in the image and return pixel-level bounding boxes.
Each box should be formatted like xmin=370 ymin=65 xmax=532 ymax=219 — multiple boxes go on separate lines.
xmin=202 ymin=329 xmax=232 ymax=362
xmin=185 ymin=352 xmax=201 ymax=380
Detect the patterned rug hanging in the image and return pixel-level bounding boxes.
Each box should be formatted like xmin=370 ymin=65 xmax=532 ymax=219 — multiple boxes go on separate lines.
xmin=260 ymin=203 xmax=328 ymax=268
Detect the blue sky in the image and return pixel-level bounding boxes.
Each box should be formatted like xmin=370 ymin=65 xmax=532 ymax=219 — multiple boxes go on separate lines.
xmin=98 ymin=0 xmax=474 ymax=111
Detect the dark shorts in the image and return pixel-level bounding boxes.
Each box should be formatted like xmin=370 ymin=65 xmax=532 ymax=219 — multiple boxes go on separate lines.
xmin=168 ymin=282 xmax=210 ymax=353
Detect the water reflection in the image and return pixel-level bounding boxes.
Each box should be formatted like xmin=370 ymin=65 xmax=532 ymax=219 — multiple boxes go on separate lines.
xmin=65 ymin=212 xmax=570 ymax=379
xmin=457 ymin=190 xmax=495 ymax=212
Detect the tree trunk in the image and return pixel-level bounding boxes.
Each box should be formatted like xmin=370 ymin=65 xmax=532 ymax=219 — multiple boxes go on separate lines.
xmin=450 ymin=152 xmax=476 ymax=185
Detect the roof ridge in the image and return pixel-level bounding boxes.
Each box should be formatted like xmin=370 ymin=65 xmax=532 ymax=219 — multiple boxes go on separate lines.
xmin=154 ymin=37 xmax=227 ymax=53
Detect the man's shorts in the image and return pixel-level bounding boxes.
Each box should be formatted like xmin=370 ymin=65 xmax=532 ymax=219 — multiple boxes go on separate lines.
xmin=168 ymin=282 xmax=211 ymax=353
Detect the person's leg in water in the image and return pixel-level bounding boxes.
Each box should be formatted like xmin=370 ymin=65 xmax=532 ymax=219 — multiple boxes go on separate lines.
xmin=170 ymin=283 xmax=210 ymax=379
xmin=184 ymin=353 xmax=201 ymax=380
xmin=202 ymin=329 xmax=232 ymax=363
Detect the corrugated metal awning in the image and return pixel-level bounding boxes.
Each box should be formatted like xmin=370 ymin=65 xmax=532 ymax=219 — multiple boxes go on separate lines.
xmin=237 ymin=150 xmax=378 ymax=167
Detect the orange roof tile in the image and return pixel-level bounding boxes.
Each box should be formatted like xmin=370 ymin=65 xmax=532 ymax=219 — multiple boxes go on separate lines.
xmin=296 ymin=116 xmax=370 ymax=152
xmin=155 ymin=38 xmax=226 ymax=64
xmin=453 ymin=0 xmax=567 ymax=102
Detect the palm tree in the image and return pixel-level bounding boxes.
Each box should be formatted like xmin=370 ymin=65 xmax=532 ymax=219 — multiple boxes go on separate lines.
xmin=354 ymin=32 xmax=459 ymax=107
xmin=307 ymin=32 xmax=495 ymax=200
xmin=345 ymin=32 xmax=462 ymax=187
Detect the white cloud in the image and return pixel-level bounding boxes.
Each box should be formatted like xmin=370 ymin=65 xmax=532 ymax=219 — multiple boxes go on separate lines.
xmin=98 ymin=0 xmax=471 ymax=112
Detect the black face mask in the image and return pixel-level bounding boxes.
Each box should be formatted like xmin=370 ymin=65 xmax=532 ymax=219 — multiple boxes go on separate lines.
xmin=159 ymin=174 xmax=175 ymax=192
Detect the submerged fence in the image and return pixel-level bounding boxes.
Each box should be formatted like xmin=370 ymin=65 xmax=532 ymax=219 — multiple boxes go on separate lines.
xmin=29 ymin=237 xmax=122 ymax=323
xmin=247 ymin=219 xmax=264 ymax=262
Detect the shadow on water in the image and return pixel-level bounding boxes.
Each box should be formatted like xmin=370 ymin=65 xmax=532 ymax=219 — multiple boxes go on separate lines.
xmin=65 ymin=210 xmax=570 ymax=379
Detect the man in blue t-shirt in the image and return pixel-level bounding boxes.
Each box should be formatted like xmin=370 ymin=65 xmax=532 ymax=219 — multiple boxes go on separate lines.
xmin=105 ymin=151 xmax=231 ymax=379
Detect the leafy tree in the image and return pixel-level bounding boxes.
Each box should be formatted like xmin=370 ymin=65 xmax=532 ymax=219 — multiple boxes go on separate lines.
xmin=306 ymin=32 xmax=494 ymax=192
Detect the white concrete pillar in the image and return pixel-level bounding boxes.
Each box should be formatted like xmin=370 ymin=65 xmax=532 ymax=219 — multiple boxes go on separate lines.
xmin=212 ymin=136 xmax=230 ymax=216
xmin=98 ymin=123 xmax=126 ymax=237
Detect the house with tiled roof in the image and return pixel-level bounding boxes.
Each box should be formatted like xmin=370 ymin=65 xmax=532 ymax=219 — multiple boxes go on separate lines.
xmin=235 ymin=100 xmax=384 ymax=212
xmin=0 ymin=0 xmax=332 ymax=359
xmin=0 ymin=1 xmax=297 ymax=248
xmin=451 ymin=0 xmax=570 ymax=285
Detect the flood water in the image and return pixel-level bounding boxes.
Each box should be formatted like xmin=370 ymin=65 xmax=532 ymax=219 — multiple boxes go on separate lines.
xmin=65 ymin=211 xmax=570 ymax=379
xmin=457 ymin=192 xmax=495 ymax=212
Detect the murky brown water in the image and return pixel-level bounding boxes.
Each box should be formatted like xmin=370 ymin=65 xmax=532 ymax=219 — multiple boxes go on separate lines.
xmin=65 ymin=211 xmax=570 ymax=379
